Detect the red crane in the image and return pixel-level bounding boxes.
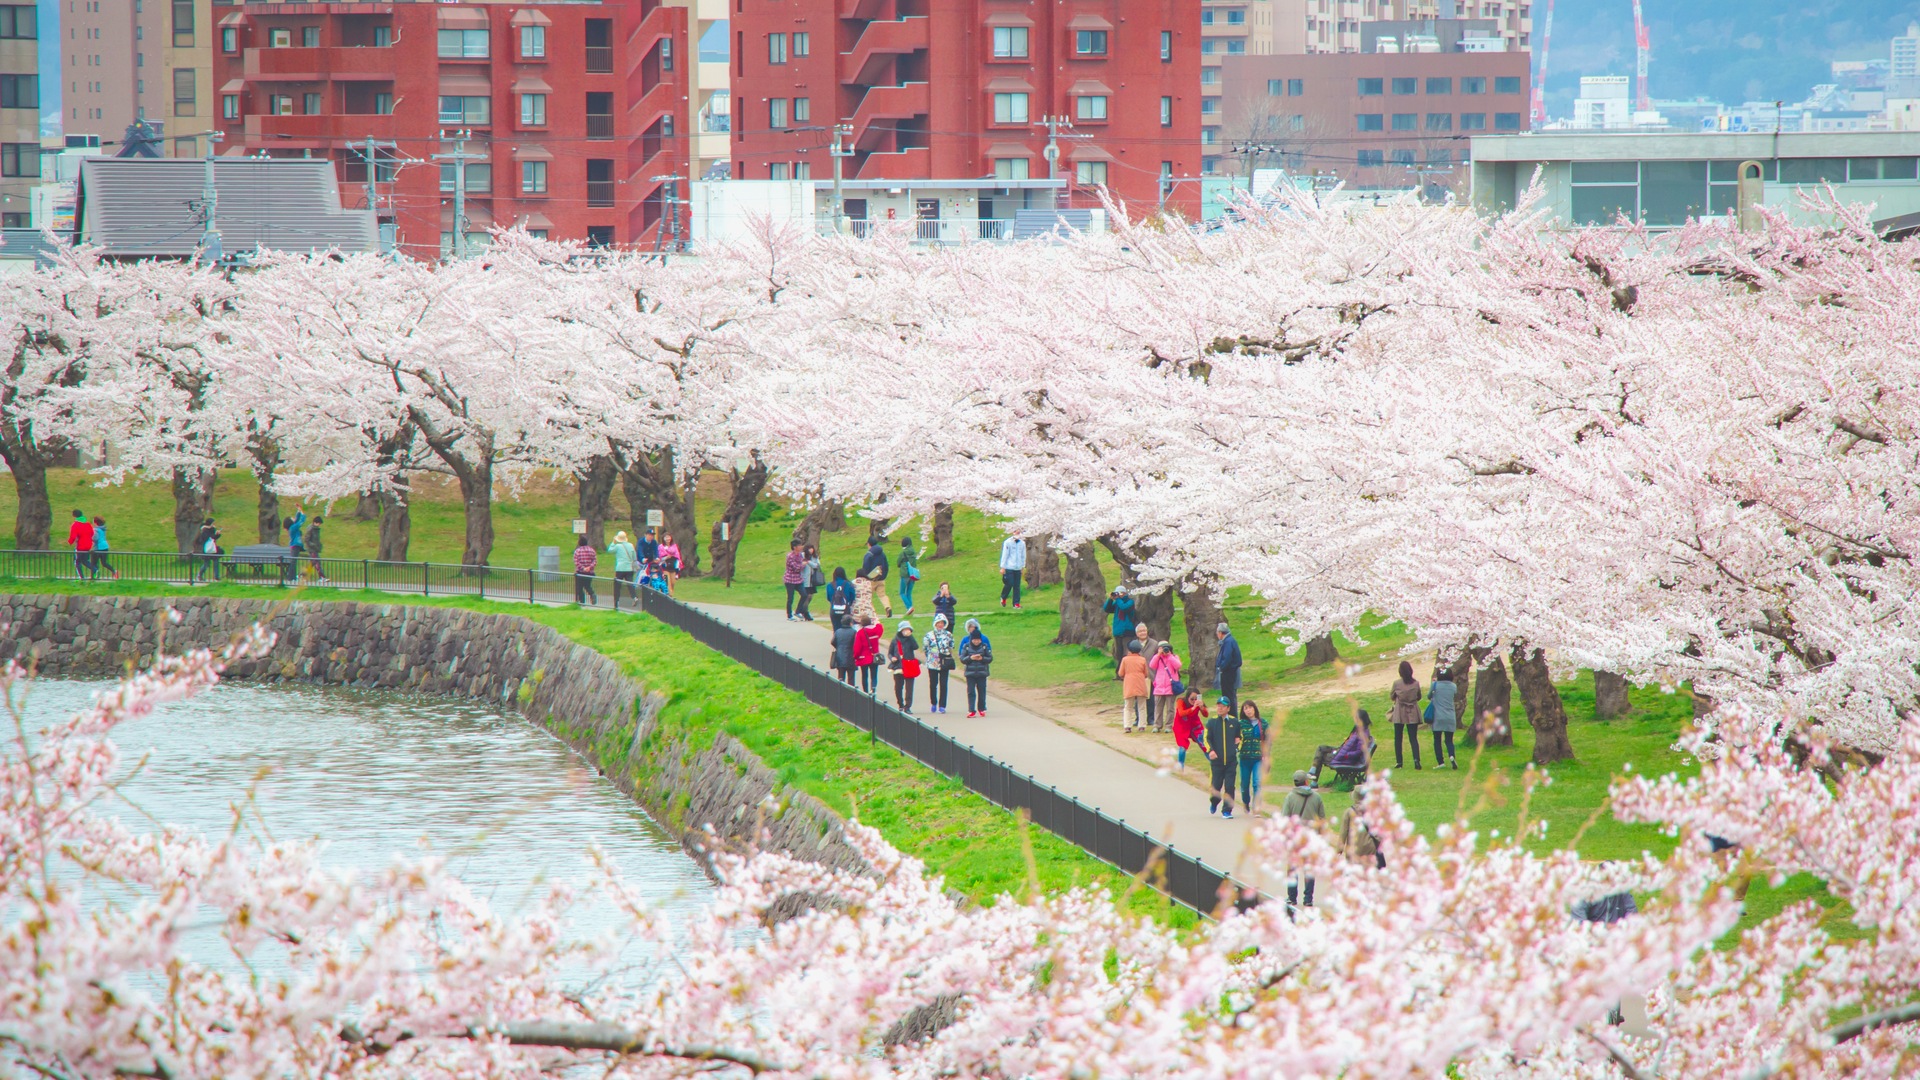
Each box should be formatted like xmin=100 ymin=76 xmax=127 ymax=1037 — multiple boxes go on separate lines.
xmin=1530 ymin=0 xmax=1555 ymax=124
xmin=1531 ymin=0 xmax=1650 ymax=123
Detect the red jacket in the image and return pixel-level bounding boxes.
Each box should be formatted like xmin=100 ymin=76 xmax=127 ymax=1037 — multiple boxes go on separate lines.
xmin=1172 ymin=700 xmax=1205 ymax=749
xmin=67 ymin=520 xmax=93 ymax=551
xmin=853 ymin=624 xmax=883 ymax=666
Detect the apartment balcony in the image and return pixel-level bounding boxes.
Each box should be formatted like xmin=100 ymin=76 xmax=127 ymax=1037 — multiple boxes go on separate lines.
xmin=839 ymin=17 xmax=927 ymax=86
xmin=839 ymin=0 xmax=887 ymax=20
xmin=244 ymin=45 xmax=395 ymax=82
xmin=849 ymin=81 xmax=928 ymax=148
xmin=243 ymin=111 xmax=394 ymax=146
xmin=853 ymin=146 xmax=930 ymax=180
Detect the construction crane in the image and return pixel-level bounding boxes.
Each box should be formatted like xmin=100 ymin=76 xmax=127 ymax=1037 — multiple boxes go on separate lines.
xmin=1530 ymin=0 xmax=1650 ymax=124
xmin=1530 ymin=0 xmax=1555 ymax=125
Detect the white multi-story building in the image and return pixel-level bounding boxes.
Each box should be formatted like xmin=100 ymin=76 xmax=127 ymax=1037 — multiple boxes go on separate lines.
xmin=1892 ymin=22 xmax=1920 ymax=80
xmin=1573 ymin=76 xmax=1631 ymax=129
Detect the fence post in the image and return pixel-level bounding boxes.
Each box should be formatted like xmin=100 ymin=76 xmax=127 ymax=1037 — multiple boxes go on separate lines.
xmin=422 ymin=562 xmax=429 ymax=596
xmin=362 ymin=559 xmax=369 ymax=591
xmin=528 ymin=568 xmax=534 ymax=605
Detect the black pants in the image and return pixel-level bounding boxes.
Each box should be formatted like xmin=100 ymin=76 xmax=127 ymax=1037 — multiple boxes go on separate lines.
xmin=836 ymin=665 xmax=854 ymax=684
xmin=1432 ymin=729 xmax=1456 ymax=764
xmin=965 ymin=673 xmax=988 ymax=712
xmin=786 ymin=582 xmax=802 ymax=617
xmin=894 ymin=673 xmax=915 ymax=710
xmin=796 ymin=587 xmax=814 ymax=620
xmin=860 ymin=664 xmax=878 ymax=694
xmin=1395 ymin=723 xmax=1422 ymax=767
xmin=927 ymin=667 xmax=949 ymax=709
xmin=1000 ymin=568 xmax=1022 ymax=605
xmin=613 ymin=570 xmax=636 ymax=605
xmin=1288 ymin=878 xmax=1316 ymax=908
xmin=574 ymin=572 xmax=597 ymax=604
xmin=1209 ymin=757 xmax=1239 ymax=813
xmin=1218 ymin=669 xmax=1241 ymax=720
xmin=830 ymin=608 xmax=847 ymax=630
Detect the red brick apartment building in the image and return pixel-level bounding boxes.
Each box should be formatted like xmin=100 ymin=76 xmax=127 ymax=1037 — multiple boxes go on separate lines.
xmin=1216 ymin=50 xmax=1528 ymax=192
xmin=731 ymin=0 xmax=1204 ymax=219
xmin=213 ymin=0 xmax=689 ymax=258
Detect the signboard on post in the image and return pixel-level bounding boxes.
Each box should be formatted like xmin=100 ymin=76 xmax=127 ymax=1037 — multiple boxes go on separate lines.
xmin=572 ymin=519 xmax=587 ymax=535
xmin=646 ymin=510 xmax=664 ymax=527
xmin=720 ymin=522 xmax=729 ymax=541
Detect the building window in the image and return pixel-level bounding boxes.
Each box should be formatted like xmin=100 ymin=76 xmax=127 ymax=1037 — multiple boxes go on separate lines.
xmin=1201 ymin=10 xmax=1214 ymax=24
xmin=301 ymin=25 xmax=318 ymax=47
xmin=1077 ymin=95 xmax=1108 ymax=120
xmin=793 ymin=32 xmax=809 ymax=56
xmin=222 ymin=94 xmax=238 ymax=119
xmin=438 ymin=96 xmax=490 ymax=125
xmin=1428 ymin=148 xmax=1452 ymax=165
xmin=1161 ymin=95 xmax=1172 ymax=126
xmin=1227 ymin=10 xmax=1245 ymax=23
xmin=529 ymin=229 xmax=549 ymax=240
xmin=769 ymin=33 xmax=787 ymax=64
xmin=769 ymin=97 xmax=787 ymax=128
xmin=1161 ymin=30 xmax=1171 ymax=61
xmin=1076 ymin=29 xmax=1107 ymax=55
xmin=1267 ymin=78 xmax=1282 ymax=96
xmin=520 ymin=26 xmax=545 ymax=58
xmin=1201 ymin=69 xmax=1220 ymax=85
xmin=1494 ymin=76 xmax=1521 ymax=93
xmin=995 ymin=157 xmax=1029 ymax=180
xmin=440 ymin=162 xmax=491 ymax=193
xmin=1392 ymin=148 xmax=1415 ymax=165
xmin=270 ymin=94 xmax=293 ymax=115
xmin=1201 ymin=41 xmax=1216 ymax=54
xmin=0 ymin=73 xmax=36 ymax=110
xmin=1570 ymin=160 xmax=1636 ymax=225
xmin=0 ymin=6 xmax=35 ymax=38
xmin=0 ymin=142 xmax=38 ymax=178
xmin=993 ymin=26 xmax=1028 ymax=58
xmin=660 ymin=37 xmax=673 ymax=71
xmin=586 ymin=226 xmax=614 ymax=248
xmin=1427 ymin=77 xmax=1451 ymax=94
xmin=172 ymin=0 xmax=193 ymax=46
xmin=586 ymin=160 xmax=612 ymax=206
xmin=1426 ymin=112 xmax=1452 ymax=131
xmin=770 ymin=163 xmax=789 ymax=180
xmin=521 ymin=93 xmax=546 ymax=126
xmin=372 ymin=26 xmax=390 ymax=47
xmin=1494 ymin=112 xmax=1521 ymax=130
xmin=793 ymin=96 xmax=810 ymax=121
xmin=221 ymin=27 xmax=236 ymax=51
xmin=794 ymin=162 xmax=811 ymax=179
xmin=584 ymin=19 xmax=612 ymax=71
xmin=1460 ymin=112 xmax=1486 ymax=130
xmin=303 ymin=91 xmax=321 ymax=115
xmin=1461 ymin=77 xmax=1486 ymax=94
xmin=1199 ymin=98 xmax=1218 ymax=115
xmin=438 ymin=29 xmax=488 ymax=58
xmin=994 ymin=92 xmax=1029 ymax=124
xmin=521 ymin=160 xmax=548 ymax=194
xmin=1288 ymin=78 xmax=1303 ymax=95
xmin=1357 ymin=149 xmax=1383 ymax=166
xmin=1392 ymin=77 xmax=1416 ymax=94
xmin=1225 ymin=40 xmax=1244 ymax=53
xmin=1076 ymin=160 xmax=1108 ymax=185
xmin=270 ymin=27 xmax=290 ymax=47
xmin=1 ymin=212 xmax=24 ymax=227
xmin=1391 ymin=112 xmax=1414 ymax=130
xmin=1355 ymin=113 xmax=1382 ymax=131
xmin=1357 ymin=78 xmax=1382 ymax=96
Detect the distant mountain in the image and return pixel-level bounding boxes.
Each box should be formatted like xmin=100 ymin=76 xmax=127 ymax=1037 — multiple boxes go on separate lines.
xmin=1539 ymin=0 xmax=1920 ymax=117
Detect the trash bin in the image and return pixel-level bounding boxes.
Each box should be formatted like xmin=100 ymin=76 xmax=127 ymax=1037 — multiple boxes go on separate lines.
xmin=537 ymin=546 xmax=561 ymax=582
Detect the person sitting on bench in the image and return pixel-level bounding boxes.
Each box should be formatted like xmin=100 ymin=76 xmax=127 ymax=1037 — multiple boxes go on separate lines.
xmin=1312 ymin=709 xmax=1377 ymax=783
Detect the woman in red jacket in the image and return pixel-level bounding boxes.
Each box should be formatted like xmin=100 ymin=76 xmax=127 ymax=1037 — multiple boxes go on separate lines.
xmin=1171 ymin=689 xmax=1206 ymax=770
xmin=853 ymin=615 xmax=884 ymax=697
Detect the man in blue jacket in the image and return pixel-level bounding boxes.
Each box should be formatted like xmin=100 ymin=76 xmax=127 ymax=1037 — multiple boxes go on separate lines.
xmin=1215 ymin=621 xmax=1244 ymax=719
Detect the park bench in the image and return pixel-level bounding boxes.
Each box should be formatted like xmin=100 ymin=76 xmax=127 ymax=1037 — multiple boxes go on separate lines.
xmin=224 ymin=544 xmax=297 ymax=582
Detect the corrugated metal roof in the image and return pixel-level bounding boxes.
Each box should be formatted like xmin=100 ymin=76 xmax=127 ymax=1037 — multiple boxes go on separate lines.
xmin=77 ymin=158 xmax=378 ymax=259
xmin=0 ymin=229 xmax=65 ymax=270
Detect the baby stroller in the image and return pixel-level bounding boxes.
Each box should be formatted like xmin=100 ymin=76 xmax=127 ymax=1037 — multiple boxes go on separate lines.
xmin=640 ymin=558 xmax=670 ymax=593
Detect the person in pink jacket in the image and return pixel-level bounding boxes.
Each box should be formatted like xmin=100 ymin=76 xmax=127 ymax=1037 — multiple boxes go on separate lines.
xmin=1147 ymin=642 xmax=1183 ymax=734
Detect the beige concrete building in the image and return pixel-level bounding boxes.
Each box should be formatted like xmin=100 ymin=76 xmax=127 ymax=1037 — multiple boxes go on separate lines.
xmin=1 ymin=2 xmax=36 ymax=225
xmin=63 ymin=0 xmax=213 ymax=157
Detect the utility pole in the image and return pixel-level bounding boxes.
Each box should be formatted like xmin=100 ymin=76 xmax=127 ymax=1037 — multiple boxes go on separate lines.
xmin=829 ymin=121 xmax=853 ymax=233
xmin=431 ymin=130 xmax=485 ymax=260
xmin=1036 ymin=116 xmax=1089 ymax=211
xmin=362 ymin=136 xmax=399 ymax=254
xmin=194 ymin=130 xmax=225 ymax=267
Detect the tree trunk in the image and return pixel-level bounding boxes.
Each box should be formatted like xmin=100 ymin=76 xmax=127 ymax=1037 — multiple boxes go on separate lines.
xmin=172 ymin=465 xmax=216 ymax=555
xmin=1470 ymin=653 xmax=1514 ymax=748
xmin=1303 ymin=633 xmax=1339 ymax=666
xmin=1097 ymin=536 xmax=1173 ymax=641
xmin=790 ymin=492 xmax=833 ymax=550
xmin=6 ymin=455 xmax=53 ymax=550
xmin=865 ymin=516 xmax=894 ymax=545
xmin=576 ymin=454 xmax=617 ymax=550
xmin=248 ymin=437 xmax=282 ymax=544
xmin=1447 ymin=648 xmax=1474 ymax=728
xmin=1180 ymin=574 xmax=1224 ymax=692
xmin=932 ymin=502 xmax=955 ymax=557
xmin=820 ymin=499 xmax=846 ymax=533
xmin=353 ymin=490 xmax=382 ymax=521
xmin=1024 ymin=532 xmax=1063 ymax=588
xmin=1593 ymin=670 xmax=1632 ymax=720
xmin=617 ymin=446 xmax=700 ymax=575
xmin=377 ymin=483 xmax=411 ymax=562
xmin=1510 ymin=643 xmax=1574 ymax=765
xmin=454 ymin=459 xmax=495 ymax=571
xmin=708 ymin=457 xmax=770 ymax=585
xmin=1054 ymin=541 xmax=1110 ymax=648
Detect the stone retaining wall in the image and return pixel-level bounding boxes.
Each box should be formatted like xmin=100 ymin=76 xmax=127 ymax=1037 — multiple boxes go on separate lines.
xmin=0 ymin=593 xmax=867 ymax=878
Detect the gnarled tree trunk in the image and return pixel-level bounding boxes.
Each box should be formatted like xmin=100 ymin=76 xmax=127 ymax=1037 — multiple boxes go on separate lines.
xmin=1054 ymin=541 xmax=1109 ymax=648
xmin=377 ymin=484 xmax=411 ymax=562
xmin=1303 ymin=634 xmax=1339 ymax=666
xmin=1024 ymin=532 xmax=1063 ymax=589
xmin=865 ymin=516 xmax=894 ymax=545
xmin=576 ymin=454 xmax=617 ymax=550
xmin=172 ymin=465 xmax=216 ymax=555
xmin=4 ymin=454 xmax=56 ymax=550
xmin=708 ymin=456 xmax=770 ymax=585
xmin=1097 ymin=536 xmax=1173 ymax=641
xmin=1593 ymin=670 xmax=1632 ymax=720
xmin=1470 ymin=652 xmax=1514 ymax=748
xmin=617 ymin=445 xmax=700 ymax=575
xmin=1446 ymin=648 xmax=1474 ymax=728
xmin=1180 ymin=574 xmax=1224 ymax=692
xmin=247 ymin=434 xmax=282 ymax=544
xmin=353 ymin=490 xmax=381 ymax=521
xmin=931 ymin=502 xmax=954 ymax=557
xmin=789 ymin=491 xmax=835 ymax=550
xmin=1510 ymin=642 xmax=1574 ymax=764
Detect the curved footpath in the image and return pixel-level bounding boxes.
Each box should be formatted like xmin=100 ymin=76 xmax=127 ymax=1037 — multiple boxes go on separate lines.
xmin=689 ymin=602 xmax=1283 ymax=894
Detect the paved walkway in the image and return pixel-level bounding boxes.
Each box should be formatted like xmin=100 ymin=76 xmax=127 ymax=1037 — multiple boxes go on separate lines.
xmin=688 ymin=602 xmax=1284 ymax=893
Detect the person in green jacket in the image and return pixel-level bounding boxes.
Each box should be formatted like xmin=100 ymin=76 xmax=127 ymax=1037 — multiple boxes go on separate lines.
xmin=1281 ymin=770 xmax=1327 ymax=911
xmin=898 ymin=536 xmax=920 ymax=616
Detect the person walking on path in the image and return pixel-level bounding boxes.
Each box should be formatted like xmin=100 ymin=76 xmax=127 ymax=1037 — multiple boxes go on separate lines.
xmin=1103 ymin=587 xmax=1139 ymax=668
xmin=304 ymin=517 xmax=327 ymax=582
xmin=1281 ymin=771 xmax=1328 ymax=910
xmin=924 ymin=614 xmax=955 ymax=713
xmin=572 ymin=536 xmax=599 ymax=605
xmin=657 ymin=533 xmax=683 ymax=597
xmin=853 ymin=615 xmax=884 ymax=696
xmin=855 ymin=537 xmax=890 ymax=623
xmin=1236 ymin=702 xmax=1270 ymax=814
xmin=783 ymin=539 xmax=808 ymax=620
xmin=287 ymin=507 xmax=307 ymax=559
xmin=998 ymin=534 xmax=1026 ymax=609
xmin=796 ymin=545 xmax=822 ymax=621
xmin=1171 ymin=689 xmax=1205 ymax=769
xmin=1117 ymin=640 xmax=1151 ymax=733
xmin=610 ymin=531 xmax=639 ymax=606
xmin=888 ymin=621 xmax=921 ymax=712
xmin=1339 ymin=784 xmax=1384 ymax=869
xmin=67 ymin=510 xmax=96 ymax=580
xmin=826 ymin=567 xmax=855 ymax=629
xmin=897 ymin=536 xmax=920 ymax=616
xmin=932 ymin=581 xmax=957 ymax=628
xmin=960 ymin=618 xmax=993 ymax=716
xmin=1428 ymin=666 xmax=1460 ymax=769
xmin=89 ymin=517 xmax=118 ymax=580
xmin=831 ymin=619 xmax=858 ymax=684
xmin=1203 ymin=696 xmax=1240 ymax=818
xmin=1215 ymin=622 xmax=1244 ymax=719
xmin=1389 ymin=660 xmax=1424 ymax=769
xmin=1148 ymin=641 xmax=1181 ymax=734
xmin=193 ymin=519 xmax=222 ymax=582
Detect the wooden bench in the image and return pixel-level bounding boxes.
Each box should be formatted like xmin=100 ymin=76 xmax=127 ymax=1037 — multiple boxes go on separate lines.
xmin=224 ymin=544 xmax=297 ymax=581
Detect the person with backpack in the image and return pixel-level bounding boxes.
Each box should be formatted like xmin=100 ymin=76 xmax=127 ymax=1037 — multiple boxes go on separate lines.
xmin=830 ymin=619 xmax=858 ymax=684
xmin=1236 ymin=701 xmax=1270 ymax=814
xmin=855 ymin=536 xmax=889 ymax=623
xmin=609 ymin=531 xmax=639 ymax=606
xmin=783 ymin=539 xmax=808 ymax=620
xmin=1340 ymin=783 xmax=1385 ymax=869
xmin=888 ymin=621 xmax=921 ymax=712
xmin=90 ymin=517 xmax=118 ymax=580
xmin=959 ymin=618 xmax=993 ymax=716
xmin=924 ymin=614 xmax=955 ymax=713
xmin=853 ymin=615 xmax=884 ymax=696
xmin=1281 ymin=770 xmax=1327 ymax=910
xmin=1389 ymin=660 xmax=1423 ymax=770
xmin=1148 ymin=642 xmax=1182 ymax=734
xmin=1171 ymin=689 xmax=1206 ymax=770
xmin=1429 ymin=667 xmax=1460 ymax=769
xmin=897 ymin=536 xmax=920 ymax=616
xmin=826 ymin=566 xmax=855 ymax=629
xmin=1117 ymin=639 xmax=1151 ymax=734
xmin=1203 ymin=696 xmax=1239 ymax=818
xmin=66 ymin=510 xmax=96 ymax=580
xmin=796 ymin=544 xmax=823 ymax=621
xmin=572 ymin=535 xmax=599 ymax=605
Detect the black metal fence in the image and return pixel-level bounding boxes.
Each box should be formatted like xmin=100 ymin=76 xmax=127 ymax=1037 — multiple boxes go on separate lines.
xmin=0 ymin=547 xmax=1257 ymax=916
